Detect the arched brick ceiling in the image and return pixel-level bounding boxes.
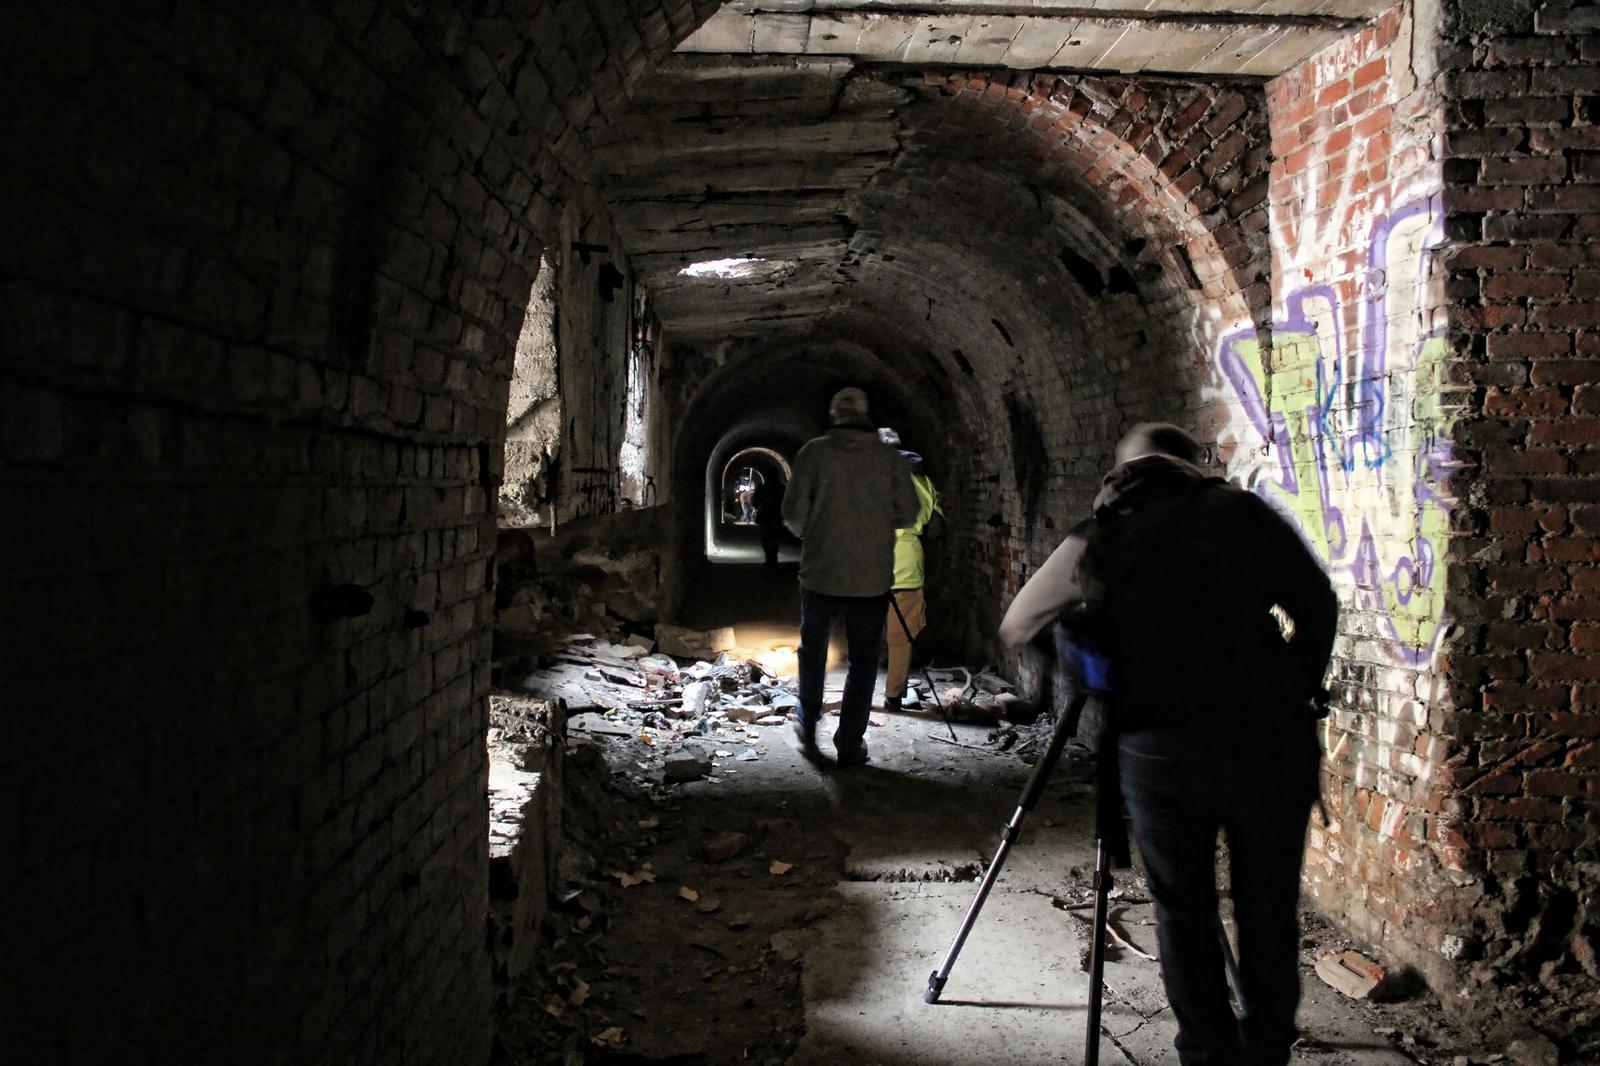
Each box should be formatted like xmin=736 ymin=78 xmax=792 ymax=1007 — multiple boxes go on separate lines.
xmin=592 ymin=58 xmax=1268 ymax=370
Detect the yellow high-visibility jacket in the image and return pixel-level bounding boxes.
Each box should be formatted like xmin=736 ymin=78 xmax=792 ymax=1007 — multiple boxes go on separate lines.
xmin=892 ymin=471 xmax=942 ymax=591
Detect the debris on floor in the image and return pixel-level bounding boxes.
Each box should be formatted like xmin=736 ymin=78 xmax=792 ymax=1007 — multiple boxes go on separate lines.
xmin=493 ymin=720 xmax=838 ymax=1066
xmin=1316 ymin=948 xmax=1389 ymax=1000
xmin=504 ymin=626 xmax=808 ymax=788
xmin=655 ymin=622 xmax=737 ymax=659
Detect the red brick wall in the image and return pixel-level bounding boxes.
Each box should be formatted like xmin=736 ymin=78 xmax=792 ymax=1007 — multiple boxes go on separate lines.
xmin=1242 ymin=1 xmax=1598 ymax=1014
xmin=1432 ymin=0 xmax=1600 ymax=1011
xmin=1241 ymin=4 xmax=1465 ymax=982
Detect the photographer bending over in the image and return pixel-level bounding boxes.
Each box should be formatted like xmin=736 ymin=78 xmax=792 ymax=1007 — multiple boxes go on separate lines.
xmin=1000 ymin=423 xmax=1337 ymax=1066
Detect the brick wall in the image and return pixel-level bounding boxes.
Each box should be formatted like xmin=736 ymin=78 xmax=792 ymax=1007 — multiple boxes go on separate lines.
xmin=888 ymin=71 xmax=1273 ymax=672
xmin=1229 ymin=4 xmax=1464 ymax=979
xmin=1 ymin=2 xmax=716 ymax=1061
xmin=1431 ymin=0 xmax=1600 ymax=1012
xmin=1226 ymin=0 xmax=1599 ymax=1016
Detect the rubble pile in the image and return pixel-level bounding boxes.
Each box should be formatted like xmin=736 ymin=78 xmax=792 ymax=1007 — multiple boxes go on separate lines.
xmin=505 ymin=627 xmax=805 ymax=788
xmin=490 ymin=694 xmax=561 ymax=772
xmin=919 ymin=665 xmax=1036 ymax=725
xmin=493 ymin=510 xmax=672 ymax=669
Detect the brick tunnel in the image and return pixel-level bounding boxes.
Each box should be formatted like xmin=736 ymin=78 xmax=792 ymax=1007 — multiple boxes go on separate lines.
xmin=6 ymin=0 xmax=1599 ymax=1062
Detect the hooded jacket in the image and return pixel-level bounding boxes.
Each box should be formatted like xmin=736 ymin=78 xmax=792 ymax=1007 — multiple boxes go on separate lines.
xmin=999 ymin=455 xmax=1337 ymax=730
xmin=783 ymin=423 xmax=921 ymax=597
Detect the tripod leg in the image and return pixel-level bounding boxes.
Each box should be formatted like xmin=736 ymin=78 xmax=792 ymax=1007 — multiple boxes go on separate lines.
xmin=886 ymin=591 xmax=958 ymax=742
xmin=1218 ymin=920 xmax=1244 ymax=1019
xmin=1085 ymin=838 xmax=1112 ymax=1066
xmin=924 ymin=695 xmax=1087 ymax=1003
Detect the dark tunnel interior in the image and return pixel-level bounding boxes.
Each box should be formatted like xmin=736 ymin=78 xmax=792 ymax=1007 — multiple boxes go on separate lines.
xmin=8 ymin=2 xmax=1600 ymax=1063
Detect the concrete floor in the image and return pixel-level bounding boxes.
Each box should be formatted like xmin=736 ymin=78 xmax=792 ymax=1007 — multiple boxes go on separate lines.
xmin=667 ymin=686 xmax=1418 ymax=1064
xmin=507 ymin=560 xmax=1430 ymax=1064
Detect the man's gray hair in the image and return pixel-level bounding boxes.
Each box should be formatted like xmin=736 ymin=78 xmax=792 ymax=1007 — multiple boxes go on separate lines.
xmin=1115 ymin=422 xmax=1202 ymax=466
xmin=829 ymin=387 xmax=870 ymax=424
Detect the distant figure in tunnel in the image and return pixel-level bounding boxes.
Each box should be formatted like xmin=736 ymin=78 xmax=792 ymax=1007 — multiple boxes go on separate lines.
xmin=998 ymin=423 xmax=1338 ymax=1066
xmin=783 ymin=387 xmax=920 ymax=766
xmin=752 ymin=474 xmax=787 ymax=567
xmin=736 ymin=477 xmax=756 ymax=523
xmin=878 ymin=427 xmax=943 ymax=713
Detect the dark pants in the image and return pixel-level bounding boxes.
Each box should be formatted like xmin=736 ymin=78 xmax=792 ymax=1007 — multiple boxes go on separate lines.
xmin=1118 ymin=722 xmax=1319 ymax=1066
xmin=796 ymin=588 xmax=884 ymax=756
xmin=758 ymin=522 xmax=783 ymax=566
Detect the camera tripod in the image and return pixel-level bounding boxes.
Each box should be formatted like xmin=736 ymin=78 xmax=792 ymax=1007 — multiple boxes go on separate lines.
xmin=886 ymin=590 xmax=958 ymax=743
xmin=921 ymin=690 xmax=1243 ymax=1065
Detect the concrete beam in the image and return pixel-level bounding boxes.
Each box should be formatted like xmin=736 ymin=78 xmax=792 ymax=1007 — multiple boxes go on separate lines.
xmin=676 ymin=6 xmax=1370 ymax=76
xmin=602 ymin=156 xmax=894 ymax=197
xmin=724 ymin=0 xmax=1388 ymax=21
xmin=590 ymin=117 xmax=902 ymax=170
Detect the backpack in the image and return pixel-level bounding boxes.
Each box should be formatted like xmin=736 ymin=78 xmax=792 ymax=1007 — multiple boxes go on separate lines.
xmin=1080 ymin=478 xmax=1320 ymax=729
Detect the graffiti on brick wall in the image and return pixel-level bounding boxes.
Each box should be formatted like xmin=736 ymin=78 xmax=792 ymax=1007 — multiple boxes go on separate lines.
xmin=1216 ymin=195 xmax=1452 ymax=667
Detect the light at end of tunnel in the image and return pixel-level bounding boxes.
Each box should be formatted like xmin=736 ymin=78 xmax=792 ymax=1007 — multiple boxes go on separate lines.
xmin=678 ymin=256 xmax=788 ymax=280
xmin=756 ymin=644 xmax=798 ymax=679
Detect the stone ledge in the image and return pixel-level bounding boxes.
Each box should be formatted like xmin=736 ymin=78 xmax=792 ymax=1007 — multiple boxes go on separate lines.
xmin=487 ymin=697 xmax=567 ymax=1002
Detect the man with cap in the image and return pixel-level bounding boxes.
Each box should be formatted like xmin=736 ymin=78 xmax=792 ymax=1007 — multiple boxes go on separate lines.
xmin=878 ymin=427 xmax=943 ymax=713
xmin=999 ymin=423 xmax=1337 ymax=1066
xmin=783 ymin=387 xmax=920 ymax=766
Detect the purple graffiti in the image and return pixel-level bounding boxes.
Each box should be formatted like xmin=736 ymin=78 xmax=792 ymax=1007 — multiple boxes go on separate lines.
xmin=1357 ymin=196 xmax=1446 ymax=472
xmin=1220 ymin=198 xmax=1451 ymax=664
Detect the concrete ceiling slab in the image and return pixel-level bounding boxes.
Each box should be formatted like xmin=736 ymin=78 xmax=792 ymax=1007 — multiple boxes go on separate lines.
xmin=679 ymin=0 xmax=1391 ymax=77
xmin=724 ymin=0 xmax=1390 ymax=16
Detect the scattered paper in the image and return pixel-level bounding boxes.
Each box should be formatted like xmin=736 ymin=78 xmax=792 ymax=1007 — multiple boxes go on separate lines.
xmin=678 ymin=886 xmax=700 ymax=902
xmin=769 ymin=860 xmax=793 ymax=876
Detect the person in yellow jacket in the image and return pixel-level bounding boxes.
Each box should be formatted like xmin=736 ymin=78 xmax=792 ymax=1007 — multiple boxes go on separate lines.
xmin=879 ymin=428 xmax=943 ymax=712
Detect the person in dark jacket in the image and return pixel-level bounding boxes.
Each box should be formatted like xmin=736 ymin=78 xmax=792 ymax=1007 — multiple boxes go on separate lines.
xmin=784 ymin=387 xmax=920 ymax=765
xmin=1000 ymin=423 xmax=1337 ymax=1066
xmin=751 ymin=475 xmax=787 ymax=567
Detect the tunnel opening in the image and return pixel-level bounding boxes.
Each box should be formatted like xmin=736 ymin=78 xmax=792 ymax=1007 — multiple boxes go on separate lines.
xmin=707 ymin=443 xmax=793 ymax=562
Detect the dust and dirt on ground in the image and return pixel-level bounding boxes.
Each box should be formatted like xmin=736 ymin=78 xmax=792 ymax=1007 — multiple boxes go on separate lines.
xmin=492 ymin=733 xmax=844 ymax=1066
xmin=488 ymin=630 xmax=1544 ymax=1066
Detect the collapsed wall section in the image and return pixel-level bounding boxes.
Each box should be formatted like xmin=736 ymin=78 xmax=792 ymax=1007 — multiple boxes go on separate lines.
xmin=502 ymin=252 xmax=561 ymax=526
xmin=500 ymin=192 xmax=666 ymax=529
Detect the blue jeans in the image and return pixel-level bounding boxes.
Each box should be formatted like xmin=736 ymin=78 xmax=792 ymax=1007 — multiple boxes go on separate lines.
xmin=1118 ymin=722 xmax=1319 ymax=1066
xmin=796 ymin=588 xmax=884 ymax=755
